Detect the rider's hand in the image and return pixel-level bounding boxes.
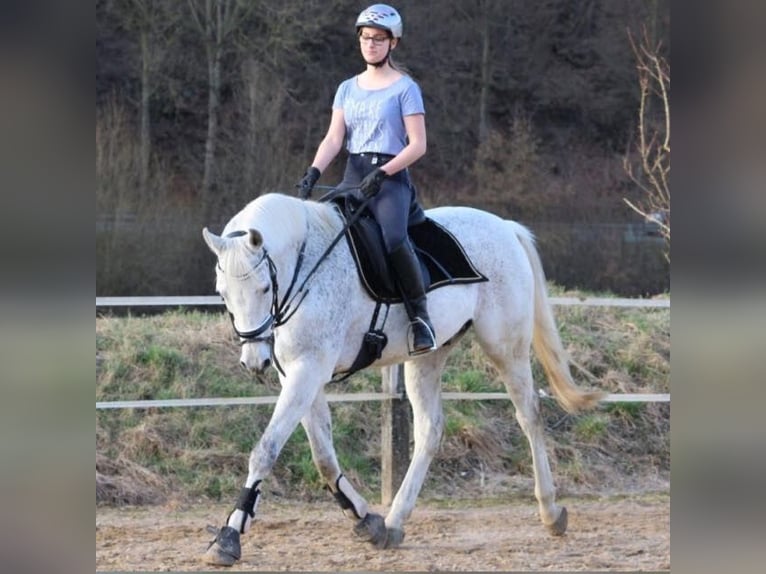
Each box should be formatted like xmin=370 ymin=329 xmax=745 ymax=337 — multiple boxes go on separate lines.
xmin=360 ymin=168 xmax=387 ymax=198
xmin=296 ymin=167 xmax=321 ymax=200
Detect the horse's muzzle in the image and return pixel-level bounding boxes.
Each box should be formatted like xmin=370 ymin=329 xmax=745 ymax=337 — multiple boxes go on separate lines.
xmin=240 ymin=357 xmax=271 ymax=373
xmin=239 ymin=343 xmax=273 ymax=373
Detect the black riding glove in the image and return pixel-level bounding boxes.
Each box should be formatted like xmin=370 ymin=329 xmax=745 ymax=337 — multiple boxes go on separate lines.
xmin=296 ymin=167 xmax=321 ymax=200
xmin=360 ymin=168 xmax=387 ymax=198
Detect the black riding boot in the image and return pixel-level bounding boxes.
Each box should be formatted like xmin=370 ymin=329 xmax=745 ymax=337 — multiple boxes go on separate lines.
xmin=389 ymin=242 xmax=437 ymax=355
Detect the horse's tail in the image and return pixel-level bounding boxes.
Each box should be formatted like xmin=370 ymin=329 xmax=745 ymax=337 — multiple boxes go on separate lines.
xmin=511 ymin=222 xmax=604 ymax=414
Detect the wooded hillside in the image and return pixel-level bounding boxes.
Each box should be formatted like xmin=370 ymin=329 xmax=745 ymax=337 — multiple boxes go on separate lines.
xmin=96 ymin=0 xmax=670 ymax=296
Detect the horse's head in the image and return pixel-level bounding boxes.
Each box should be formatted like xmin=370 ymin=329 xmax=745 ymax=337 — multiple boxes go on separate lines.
xmin=203 ymin=227 xmax=276 ymax=373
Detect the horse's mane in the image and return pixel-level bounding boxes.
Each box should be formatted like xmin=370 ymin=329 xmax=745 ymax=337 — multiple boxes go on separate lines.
xmin=223 ymin=193 xmax=341 ymax=252
xmin=303 ymin=197 xmax=344 ymax=238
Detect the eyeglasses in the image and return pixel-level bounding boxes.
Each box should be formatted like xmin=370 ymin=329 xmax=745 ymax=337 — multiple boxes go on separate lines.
xmin=358 ymin=34 xmax=390 ymax=46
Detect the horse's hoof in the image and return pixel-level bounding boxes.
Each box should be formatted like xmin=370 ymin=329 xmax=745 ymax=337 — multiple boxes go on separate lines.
xmin=203 ymin=526 xmax=241 ymax=566
xmin=546 ymin=506 xmax=568 ymax=536
xmin=354 ymin=512 xmax=387 ymax=547
xmin=383 ymin=527 xmax=405 ymax=548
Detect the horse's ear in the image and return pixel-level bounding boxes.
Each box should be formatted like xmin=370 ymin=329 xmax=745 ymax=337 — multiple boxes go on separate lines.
xmin=248 ymin=229 xmax=263 ymax=249
xmin=202 ymin=227 xmax=225 ymax=256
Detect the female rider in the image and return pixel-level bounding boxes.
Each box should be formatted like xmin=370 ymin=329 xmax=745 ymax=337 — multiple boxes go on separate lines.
xmin=296 ymin=4 xmax=436 ymax=355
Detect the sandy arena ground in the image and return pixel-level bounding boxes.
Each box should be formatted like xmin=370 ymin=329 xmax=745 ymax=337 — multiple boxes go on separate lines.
xmin=96 ymin=492 xmax=669 ymax=571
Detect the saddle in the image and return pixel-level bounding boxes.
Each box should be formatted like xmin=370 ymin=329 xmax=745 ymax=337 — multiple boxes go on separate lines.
xmin=330 ymin=192 xmax=488 ymax=303
xmin=327 ymin=191 xmax=487 ymax=379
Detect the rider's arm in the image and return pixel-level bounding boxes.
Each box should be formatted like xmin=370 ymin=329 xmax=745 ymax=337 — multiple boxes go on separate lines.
xmin=311 ymin=108 xmax=346 ymax=174
xmin=380 ymin=113 xmax=426 ymax=176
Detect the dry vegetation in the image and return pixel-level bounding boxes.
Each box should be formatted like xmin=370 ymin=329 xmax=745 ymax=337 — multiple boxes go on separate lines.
xmin=96 ymin=291 xmax=669 ymax=508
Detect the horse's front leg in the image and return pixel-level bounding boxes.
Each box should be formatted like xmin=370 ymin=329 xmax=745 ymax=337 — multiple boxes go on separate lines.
xmin=300 ymin=389 xmax=389 ymax=548
xmin=203 ymin=362 xmax=324 ymax=567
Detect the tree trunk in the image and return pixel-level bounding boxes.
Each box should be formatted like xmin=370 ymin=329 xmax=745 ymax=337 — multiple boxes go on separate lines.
xmin=202 ymin=57 xmax=220 ymax=201
xmin=139 ymin=28 xmax=151 ymax=193
xmin=202 ymin=0 xmax=220 ymax=203
xmin=245 ymin=60 xmax=258 ymax=188
xmin=478 ymin=6 xmax=491 ymax=143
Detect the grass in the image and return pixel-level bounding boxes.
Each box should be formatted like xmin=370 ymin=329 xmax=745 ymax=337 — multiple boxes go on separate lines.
xmin=573 ymin=414 xmax=609 ymax=441
xmin=96 ymin=290 xmax=669 ymax=506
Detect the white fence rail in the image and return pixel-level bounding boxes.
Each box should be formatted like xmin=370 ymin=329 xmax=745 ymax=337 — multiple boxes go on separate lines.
xmin=97 ymin=295 xmax=670 ymax=309
xmin=96 ymin=392 xmax=669 ymax=411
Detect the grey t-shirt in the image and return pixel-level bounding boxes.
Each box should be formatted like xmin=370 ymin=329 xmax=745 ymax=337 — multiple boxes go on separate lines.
xmin=332 ymin=75 xmax=425 ymax=155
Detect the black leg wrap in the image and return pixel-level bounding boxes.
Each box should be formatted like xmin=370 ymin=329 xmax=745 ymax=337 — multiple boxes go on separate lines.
xmin=231 ymin=481 xmax=261 ymax=534
xmin=330 ymin=474 xmax=361 ymax=519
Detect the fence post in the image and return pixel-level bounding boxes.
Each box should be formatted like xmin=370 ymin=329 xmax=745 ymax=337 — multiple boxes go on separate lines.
xmin=380 ymin=364 xmax=410 ymax=506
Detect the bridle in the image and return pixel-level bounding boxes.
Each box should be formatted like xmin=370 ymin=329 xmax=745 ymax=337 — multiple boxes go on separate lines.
xmin=223 ymin=190 xmax=373 ymax=375
xmin=223 ymin=234 xmax=308 ymax=344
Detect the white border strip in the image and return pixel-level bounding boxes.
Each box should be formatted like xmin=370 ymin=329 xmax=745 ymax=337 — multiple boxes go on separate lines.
xmin=96 ymin=296 xmax=223 ymax=307
xmin=96 ymin=393 xmax=385 ymax=409
xmin=96 ymin=295 xmax=669 ymax=309
xmin=550 ymin=297 xmax=669 ymax=308
xmin=96 ymin=392 xmax=669 ymax=410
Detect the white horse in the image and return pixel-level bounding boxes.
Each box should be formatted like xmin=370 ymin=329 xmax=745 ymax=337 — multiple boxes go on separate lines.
xmin=201 ymin=192 xmax=602 ymax=566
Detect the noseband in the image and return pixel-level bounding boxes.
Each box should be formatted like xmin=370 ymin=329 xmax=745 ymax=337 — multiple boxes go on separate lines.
xmin=226 ymin=253 xmax=278 ymax=344
xmin=224 ymin=239 xmax=308 ymax=374
xmin=226 ymin=242 xmax=309 ymax=336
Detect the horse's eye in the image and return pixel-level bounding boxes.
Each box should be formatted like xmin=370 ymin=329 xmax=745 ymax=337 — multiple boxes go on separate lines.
xmin=261 ymin=285 xmax=271 ymax=294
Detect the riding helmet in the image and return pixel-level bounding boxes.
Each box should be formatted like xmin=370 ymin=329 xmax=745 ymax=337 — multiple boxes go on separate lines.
xmin=355 ymin=4 xmax=403 ymax=39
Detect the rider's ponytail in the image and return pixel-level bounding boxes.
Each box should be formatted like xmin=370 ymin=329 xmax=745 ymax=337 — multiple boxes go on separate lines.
xmin=389 ymin=53 xmax=411 ymax=77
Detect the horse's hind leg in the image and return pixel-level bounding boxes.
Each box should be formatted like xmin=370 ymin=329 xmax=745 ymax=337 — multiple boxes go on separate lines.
xmin=498 ymin=349 xmax=567 ymax=535
xmin=383 ymin=347 xmax=450 ymax=547
xmin=300 ymin=391 xmax=387 ymax=545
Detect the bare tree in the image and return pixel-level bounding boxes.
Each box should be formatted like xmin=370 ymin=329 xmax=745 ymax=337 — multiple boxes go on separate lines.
xmin=116 ymin=0 xmax=176 ymax=192
xmin=240 ymin=59 xmax=291 ymax=195
xmin=623 ymin=27 xmax=670 ymax=259
xmin=476 ymin=0 xmax=492 ymax=143
xmin=186 ymin=0 xmax=254 ymax=202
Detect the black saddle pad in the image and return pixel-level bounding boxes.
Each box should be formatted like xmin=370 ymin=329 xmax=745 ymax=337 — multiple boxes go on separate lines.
xmin=330 ymin=192 xmax=488 ymax=303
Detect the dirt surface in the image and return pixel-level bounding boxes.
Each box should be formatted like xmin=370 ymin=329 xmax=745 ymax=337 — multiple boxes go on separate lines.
xmin=96 ymin=493 xmax=669 ymax=571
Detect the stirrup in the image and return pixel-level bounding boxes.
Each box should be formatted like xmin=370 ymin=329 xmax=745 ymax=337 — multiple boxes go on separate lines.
xmin=407 ymin=318 xmax=436 ymax=356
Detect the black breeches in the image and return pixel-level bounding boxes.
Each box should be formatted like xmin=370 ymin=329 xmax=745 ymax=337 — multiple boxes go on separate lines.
xmin=339 ymin=153 xmax=422 ymax=253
